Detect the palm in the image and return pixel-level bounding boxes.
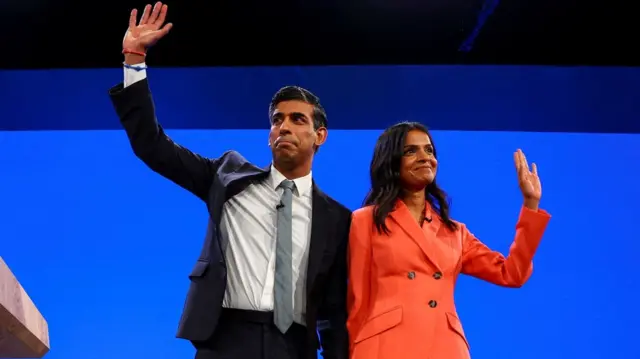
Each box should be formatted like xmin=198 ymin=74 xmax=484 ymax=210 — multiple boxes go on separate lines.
xmin=514 ymin=149 xmax=542 ymax=200
xmin=122 ymin=2 xmax=172 ymax=52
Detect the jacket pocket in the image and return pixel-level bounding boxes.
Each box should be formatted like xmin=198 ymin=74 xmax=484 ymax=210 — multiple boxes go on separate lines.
xmin=188 ymin=259 xmax=210 ymax=279
xmin=354 ymin=306 xmax=403 ymax=343
xmin=446 ymin=312 xmax=470 ymax=350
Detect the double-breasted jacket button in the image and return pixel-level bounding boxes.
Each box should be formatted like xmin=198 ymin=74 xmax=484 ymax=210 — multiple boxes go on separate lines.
xmin=407 ymin=271 xmax=416 ymax=279
xmin=428 ymin=300 xmax=438 ymax=308
xmin=433 ymin=272 xmax=442 ymax=280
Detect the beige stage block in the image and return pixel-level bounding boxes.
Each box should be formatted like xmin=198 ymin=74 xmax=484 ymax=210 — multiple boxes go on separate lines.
xmin=0 ymin=256 xmax=49 ymax=358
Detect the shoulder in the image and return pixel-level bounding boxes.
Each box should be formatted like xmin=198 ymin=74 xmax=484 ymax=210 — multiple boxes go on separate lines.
xmin=451 ymin=218 xmax=464 ymax=227
xmin=321 ymin=193 xmax=352 ymax=219
xmin=349 ymin=206 xmax=376 ymax=241
xmin=311 ymin=186 xmax=352 ymax=225
xmin=216 ymin=150 xmax=261 ymax=173
xmin=218 ymin=150 xmax=247 ymax=165
xmin=352 ymin=205 xmax=374 ymax=225
xmin=353 ymin=205 xmax=374 ymax=218
xmin=443 ymin=217 xmax=467 ymax=236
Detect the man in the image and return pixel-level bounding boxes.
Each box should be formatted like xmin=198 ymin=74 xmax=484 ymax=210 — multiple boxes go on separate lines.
xmin=108 ymin=3 xmax=351 ymax=359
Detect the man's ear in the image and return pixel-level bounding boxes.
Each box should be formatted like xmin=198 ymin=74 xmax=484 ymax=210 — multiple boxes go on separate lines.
xmin=315 ymin=127 xmax=328 ymax=147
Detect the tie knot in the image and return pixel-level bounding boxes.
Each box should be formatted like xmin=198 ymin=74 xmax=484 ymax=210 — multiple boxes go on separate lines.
xmin=279 ymin=180 xmax=295 ymax=191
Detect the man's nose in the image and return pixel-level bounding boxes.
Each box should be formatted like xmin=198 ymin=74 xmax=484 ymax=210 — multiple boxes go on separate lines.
xmin=278 ymin=117 xmax=293 ymax=133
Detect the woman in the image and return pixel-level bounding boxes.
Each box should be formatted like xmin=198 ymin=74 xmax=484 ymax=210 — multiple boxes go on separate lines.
xmin=347 ymin=122 xmax=551 ymax=359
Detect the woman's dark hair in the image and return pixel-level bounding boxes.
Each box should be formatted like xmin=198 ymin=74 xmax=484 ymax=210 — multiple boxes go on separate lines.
xmin=363 ymin=121 xmax=458 ymax=234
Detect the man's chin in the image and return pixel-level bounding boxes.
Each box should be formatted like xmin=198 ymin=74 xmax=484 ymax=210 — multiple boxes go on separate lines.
xmin=273 ymin=149 xmax=297 ymax=163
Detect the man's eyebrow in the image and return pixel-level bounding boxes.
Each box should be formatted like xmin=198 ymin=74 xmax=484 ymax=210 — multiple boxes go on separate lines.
xmin=271 ymin=112 xmax=308 ymax=118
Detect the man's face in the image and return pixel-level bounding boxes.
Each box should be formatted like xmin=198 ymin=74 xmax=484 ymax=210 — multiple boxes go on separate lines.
xmin=268 ymin=100 xmax=327 ymax=165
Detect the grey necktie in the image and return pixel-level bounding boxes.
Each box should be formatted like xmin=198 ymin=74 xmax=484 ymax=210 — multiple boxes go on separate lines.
xmin=274 ymin=179 xmax=295 ymax=333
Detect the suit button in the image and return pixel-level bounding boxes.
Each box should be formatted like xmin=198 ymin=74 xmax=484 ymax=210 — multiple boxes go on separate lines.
xmin=408 ymin=271 xmax=416 ymax=279
xmin=433 ymin=272 xmax=442 ymax=280
xmin=428 ymin=300 xmax=437 ymax=308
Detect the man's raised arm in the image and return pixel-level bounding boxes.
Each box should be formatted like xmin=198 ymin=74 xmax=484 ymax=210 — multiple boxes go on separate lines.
xmin=109 ymin=2 xmax=218 ymax=201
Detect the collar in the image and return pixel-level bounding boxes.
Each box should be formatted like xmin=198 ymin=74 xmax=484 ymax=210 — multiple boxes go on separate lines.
xmin=268 ymin=164 xmax=313 ymax=197
xmin=394 ymin=198 xmax=437 ymax=222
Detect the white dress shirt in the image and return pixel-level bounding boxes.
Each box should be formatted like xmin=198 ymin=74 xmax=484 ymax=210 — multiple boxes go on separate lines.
xmin=123 ymin=64 xmax=313 ymax=325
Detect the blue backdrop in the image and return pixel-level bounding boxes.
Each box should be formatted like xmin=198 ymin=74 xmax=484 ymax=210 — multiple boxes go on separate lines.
xmin=2 ymin=65 xmax=640 ymax=133
xmin=1 ymin=65 xmax=639 ymax=359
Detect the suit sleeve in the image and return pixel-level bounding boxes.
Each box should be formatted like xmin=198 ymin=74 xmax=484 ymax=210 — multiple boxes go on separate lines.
xmin=346 ymin=212 xmax=372 ymax=351
xmin=460 ymin=206 xmax=551 ymax=287
xmin=109 ymin=78 xmax=219 ymax=201
xmin=318 ymin=211 xmax=350 ymax=359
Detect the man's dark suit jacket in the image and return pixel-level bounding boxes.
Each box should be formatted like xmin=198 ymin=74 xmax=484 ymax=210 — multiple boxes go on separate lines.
xmin=109 ymin=79 xmax=351 ymax=359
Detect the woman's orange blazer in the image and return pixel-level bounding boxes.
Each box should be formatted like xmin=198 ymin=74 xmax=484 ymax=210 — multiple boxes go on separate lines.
xmin=347 ymin=200 xmax=551 ymax=359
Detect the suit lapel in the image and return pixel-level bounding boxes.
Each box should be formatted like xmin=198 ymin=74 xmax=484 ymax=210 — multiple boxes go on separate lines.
xmin=207 ymin=161 xmax=270 ymax=269
xmin=389 ymin=200 xmax=444 ymax=272
xmin=211 ymin=164 xmax=334 ymax=294
xmin=306 ymin=183 xmax=335 ymax=294
xmin=226 ymin=164 xmax=270 ymax=199
xmin=209 ymin=163 xmax=269 ymax=227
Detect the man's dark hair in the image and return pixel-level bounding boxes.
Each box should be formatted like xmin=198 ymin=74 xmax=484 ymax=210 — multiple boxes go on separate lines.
xmin=269 ymin=86 xmax=328 ymax=130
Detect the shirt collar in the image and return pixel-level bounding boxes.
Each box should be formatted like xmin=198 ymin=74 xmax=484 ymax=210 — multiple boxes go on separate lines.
xmin=268 ymin=164 xmax=313 ymax=197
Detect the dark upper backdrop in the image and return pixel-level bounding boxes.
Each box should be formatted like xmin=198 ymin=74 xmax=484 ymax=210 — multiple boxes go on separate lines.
xmin=1 ymin=0 xmax=634 ymax=68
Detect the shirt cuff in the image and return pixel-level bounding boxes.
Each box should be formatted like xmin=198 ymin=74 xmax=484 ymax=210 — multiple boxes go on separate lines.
xmin=123 ymin=62 xmax=147 ymax=88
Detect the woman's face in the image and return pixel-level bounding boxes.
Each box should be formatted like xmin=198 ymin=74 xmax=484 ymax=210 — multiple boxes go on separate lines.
xmin=399 ymin=129 xmax=438 ymax=190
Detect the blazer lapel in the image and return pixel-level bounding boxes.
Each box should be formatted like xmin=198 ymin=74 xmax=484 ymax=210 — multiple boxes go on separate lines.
xmin=389 ymin=200 xmax=444 ymax=272
xmin=206 ymin=161 xmax=270 ymax=268
xmin=224 ymin=164 xmax=270 ymax=199
xmin=209 ymin=163 xmax=270 ymax=227
xmin=306 ymin=183 xmax=335 ymax=294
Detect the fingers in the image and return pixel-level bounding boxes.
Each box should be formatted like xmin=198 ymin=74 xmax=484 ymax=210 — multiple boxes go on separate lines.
xmin=159 ymin=22 xmax=173 ymax=36
xmin=155 ymin=3 xmax=169 ymax=26
xmin=133 ymin=2 xmax=168 ymax=30
xmin=139 ymin=4 xmax=152 ymax=25
xmin=514 ymin=149 xmax=527 ymax=172
xmin=519 ymin=149 xmax=529 ymax=171
xmin=140 ymin=23 xmax=173 ymax=46
xmin=149 ymin=2 xmax=163 ymax=25
xmin=137 ymin=2 xmax=167 ymax=28
xmin=515 ymin=149 xmax=536 ymax=182
xmin=128 ymin=9 xmax=138 ymax=29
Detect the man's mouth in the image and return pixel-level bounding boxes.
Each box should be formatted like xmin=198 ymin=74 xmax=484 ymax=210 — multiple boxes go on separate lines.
xmin=276 ymin=139 xmax=295 ymax=147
